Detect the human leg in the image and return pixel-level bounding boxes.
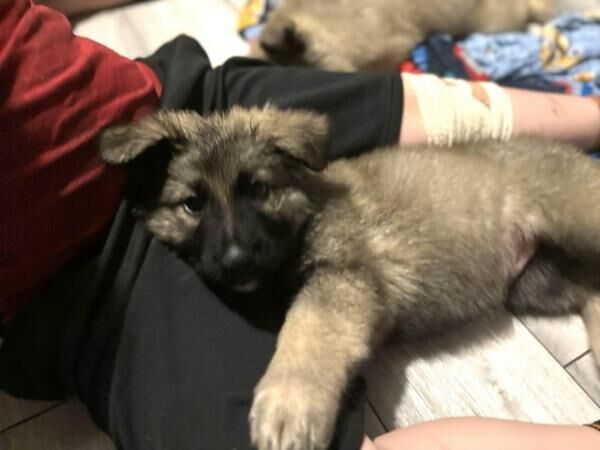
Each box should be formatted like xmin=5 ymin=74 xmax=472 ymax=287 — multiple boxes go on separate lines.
xmin=101 ymin=228 xmax=366 ymax=450
xmin=371 ymin=418 xmax=600 ymax=450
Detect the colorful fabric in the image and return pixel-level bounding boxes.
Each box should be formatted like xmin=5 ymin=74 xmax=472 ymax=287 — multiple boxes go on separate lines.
xmin=404 ymin=34 xmax=567 ymax=93
xmin=0 ymin=0 xmax=161 ymax=322
xmin=237 ymin=0 xmax=278 ymax=41
xmin=457 ymin=11 xmax=600 ymax=95
xmin=406 ymin=11 xmax=600 ymax=95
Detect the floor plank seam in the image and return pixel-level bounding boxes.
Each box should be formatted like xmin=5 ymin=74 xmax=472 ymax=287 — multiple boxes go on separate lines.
xmin=516 ymin=314 xmax=585 ymax=368
xmin=516 ymin=317 xmax=600 ymax=411
xmin=563 ymin=355 xmax=600 ymax=409
xmin=565 ymin=350 xmax=592 ymax=369
xmin=0 ymin=401 xmax=66 ymax=435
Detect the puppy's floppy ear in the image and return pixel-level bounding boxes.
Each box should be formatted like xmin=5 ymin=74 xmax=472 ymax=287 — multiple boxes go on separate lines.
xmin=252 ymin=106 xmax=329 ymax=171
xmin=99 ymin=109 xmax=204 ymax=165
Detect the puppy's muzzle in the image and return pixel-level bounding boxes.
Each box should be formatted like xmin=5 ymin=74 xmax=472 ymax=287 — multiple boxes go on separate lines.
xmin=220 ymin=244 xmax=261 ymax=292
xmin=221 ymin=244 xmax=250 ymax=275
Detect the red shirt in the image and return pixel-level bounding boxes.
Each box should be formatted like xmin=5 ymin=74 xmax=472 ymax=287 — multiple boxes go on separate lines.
xmin=0 ymin=0 xmax=161 ymax=322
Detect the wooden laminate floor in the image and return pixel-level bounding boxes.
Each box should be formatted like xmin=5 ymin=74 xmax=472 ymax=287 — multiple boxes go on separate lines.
xmin=2 ymin=1 xmax=599 ymax=448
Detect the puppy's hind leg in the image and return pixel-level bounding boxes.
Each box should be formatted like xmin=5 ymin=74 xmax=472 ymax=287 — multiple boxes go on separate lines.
xmin=507 ymin=245 xmax=600 ymax=368
xmin=519 ymin=145 xmax=600 ymax=259
xmin=506 ymin=245 xmax=591 ymax=316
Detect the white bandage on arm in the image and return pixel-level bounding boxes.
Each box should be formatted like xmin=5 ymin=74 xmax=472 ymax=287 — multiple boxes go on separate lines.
xmin=403 ymin=73 xmax=514 ymax=147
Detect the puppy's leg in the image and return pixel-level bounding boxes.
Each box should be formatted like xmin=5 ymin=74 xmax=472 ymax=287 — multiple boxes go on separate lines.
xmin=499 ymin=143 xmax=600 ymax=259
xmin=507 ymin=246 xmax=593 ymax=315
xmin=507 ymin=242 xmax=600 ymax=369
xmin=514 ymin=149 xmax=600 ymax=365
xmin=249 ymin=269 xmax=387 ymax=450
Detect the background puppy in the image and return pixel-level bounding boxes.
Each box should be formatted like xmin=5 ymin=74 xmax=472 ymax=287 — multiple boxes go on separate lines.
xmin=251 ymin=0 xmax=554 ymax=71
xmin=100 ymin=106 xmax=600 ymax=450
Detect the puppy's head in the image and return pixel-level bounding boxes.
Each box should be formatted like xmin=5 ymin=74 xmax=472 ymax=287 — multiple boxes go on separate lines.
xmin=100 ymin=106 xmax=329 ymax=292
xmin=252 ymin=2 xmax=358 ymax=71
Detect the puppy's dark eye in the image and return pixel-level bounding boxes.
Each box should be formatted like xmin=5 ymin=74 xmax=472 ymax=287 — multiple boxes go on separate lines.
xmin=183 ymin=195 xmax=205 ymax=215
xmin=250 ymin=179 xmax=270 ymax=200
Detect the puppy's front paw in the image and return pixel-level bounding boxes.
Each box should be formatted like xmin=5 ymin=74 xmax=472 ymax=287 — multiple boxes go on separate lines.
xmin=249 ymin=376 xmax=338 ymax=450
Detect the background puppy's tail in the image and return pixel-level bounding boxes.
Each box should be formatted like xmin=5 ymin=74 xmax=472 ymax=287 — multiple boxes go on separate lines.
xmin=527 ymin=0 xmax=555 ymax=22
xmin=583 ymin=294 xmax=600 ymax=367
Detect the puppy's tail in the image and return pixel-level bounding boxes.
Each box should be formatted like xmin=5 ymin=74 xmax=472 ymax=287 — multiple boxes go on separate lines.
xmin=583 ymin=294 xmax=600 ymax=367
xmin=527 ymin=0 xmax=555 ymax=22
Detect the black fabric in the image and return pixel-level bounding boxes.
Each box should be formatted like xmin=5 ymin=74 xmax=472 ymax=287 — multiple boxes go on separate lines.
xmin=0 ymin=202 xmax=148 ymax=429
xmin=105 ymin=233 xmax=366 ymax=450
xmin=0 ymin=35 xmax=403 ymax=449
xmin=0 ymin=246 xmax=97 ymax=401
xmin=145 ymin=35 xmax=402 ymax=158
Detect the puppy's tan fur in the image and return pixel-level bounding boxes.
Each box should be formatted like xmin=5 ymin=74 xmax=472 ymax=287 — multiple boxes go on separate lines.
xmin=252 ymin=0 xmax=554 ymax=71
xmin=100 ymin=106 xmax=600 ymax=450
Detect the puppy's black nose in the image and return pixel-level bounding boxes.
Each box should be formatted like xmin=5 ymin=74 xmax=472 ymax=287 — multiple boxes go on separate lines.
xmin=221 ymin=244 xmax=249 ymax=273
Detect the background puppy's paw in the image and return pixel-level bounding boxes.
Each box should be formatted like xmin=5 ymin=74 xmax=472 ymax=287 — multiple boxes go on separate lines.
xmin=249 ymin=377 xmax=337 ymax=450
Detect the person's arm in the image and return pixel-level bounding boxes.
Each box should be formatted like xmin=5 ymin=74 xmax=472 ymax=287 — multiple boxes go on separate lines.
xmin=400 ymin=73 xmax=600 ymax=150
xmin=361 ymin=417 xmax=600 ymax=450
xmin=0 ymin=0 xmax=160 ymax=322
xmin=508 ymin=87 xmax=600 ymax=149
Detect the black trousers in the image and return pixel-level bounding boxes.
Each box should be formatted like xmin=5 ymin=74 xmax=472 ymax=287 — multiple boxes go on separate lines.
xmin=0 ymin=36 xmax=402 ymax=450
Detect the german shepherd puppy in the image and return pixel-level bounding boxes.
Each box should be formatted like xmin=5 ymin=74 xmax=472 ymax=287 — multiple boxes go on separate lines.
xmin=100 ymin=106 xmax=600 ymax=450
xmin=251 ymin=0 xmax=553 ymax=71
